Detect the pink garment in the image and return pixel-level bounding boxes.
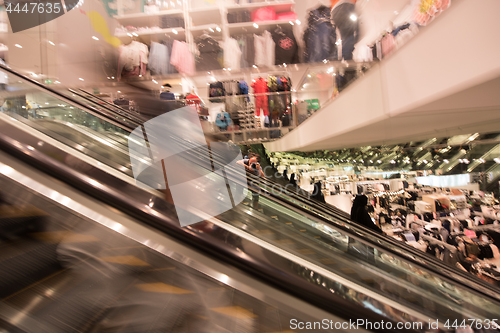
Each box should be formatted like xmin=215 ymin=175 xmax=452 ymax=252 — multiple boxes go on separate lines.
xmin=381 ymin=34 xmax=395 ymax=57
xmin=170 ymin=40 xmax=195 ymax=76
xmin=464 ymin=229 xmax=477 ymax=239
xmin=252 ymin=7 xmax=276 ymax=22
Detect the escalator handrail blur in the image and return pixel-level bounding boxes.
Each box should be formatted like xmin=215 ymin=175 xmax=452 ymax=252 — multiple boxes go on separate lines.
xmin=67 ymin=88 xmax=147 ymax=126
xmin=0 ymin=64 xmax=137 ymax=133
xmin=176 ymin=142 xmax=500 ymax=300
xmin=3 ymin=63 xmax=499 ymax=300
xmin=0 ymin=120 xmax=414 ymax=331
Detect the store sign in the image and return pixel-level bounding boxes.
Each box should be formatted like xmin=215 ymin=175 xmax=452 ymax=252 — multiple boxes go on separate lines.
xmin=127 ymin=105 xmax=247 ymax=227
xmin=5 ymin=0 xmax=81 ymax=33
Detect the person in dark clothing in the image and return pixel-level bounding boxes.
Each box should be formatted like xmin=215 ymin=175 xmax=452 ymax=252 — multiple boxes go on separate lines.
xmin=289 ymin=173 xmax=298 ymax=186
xmin=331 ymin=0 xmax=359 ymax=60
xmin=311 ymin=181 xmax=326 ymax=204
xmin=160 ymin=83 xmax=175 ymax=101
xmin=350 ymin=195 xmax=383 ymax=233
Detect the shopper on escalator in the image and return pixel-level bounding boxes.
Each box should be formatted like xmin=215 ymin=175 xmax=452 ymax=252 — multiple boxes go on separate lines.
xmin=311 ymin=181 xmax=326 ymax=204
xmin=350 ymin=194 xmax=383 ymax=234
xmin=237 ymin=154 xmax=265 ymax=209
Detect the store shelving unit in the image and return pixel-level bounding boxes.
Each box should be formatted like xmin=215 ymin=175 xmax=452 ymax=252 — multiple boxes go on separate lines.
xmin=112 ymin=0 xmax=296 ymax=73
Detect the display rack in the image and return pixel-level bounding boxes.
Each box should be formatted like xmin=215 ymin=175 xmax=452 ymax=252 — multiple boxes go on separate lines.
xmin=112 ymin=0 xmax=296 ymax=78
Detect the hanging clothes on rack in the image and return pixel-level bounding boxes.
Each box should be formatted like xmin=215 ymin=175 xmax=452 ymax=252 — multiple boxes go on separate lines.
xmin=117 ymin=40 xmax=149 ymax=80
xmin=236 ymin=34 xmax=254 ymax=68
xmin=303 ymin=5 xmax=337 ymax=63
xmin=254 ymin=30 xmax=275 ymax=67
xmin=271 ymin=25 xmax=299 ymax=65
xmin=196 ymin=34 xmax=223 ymax=71
xmin=170 ymin=40 xmax=195 ymax=75
xmin=148 ymin=41 xmax=171 ymax=75
xmin=215 ymin=110 xmax=233 ymax=131
xmin=223 ymin=37 xmax=242 ymax=70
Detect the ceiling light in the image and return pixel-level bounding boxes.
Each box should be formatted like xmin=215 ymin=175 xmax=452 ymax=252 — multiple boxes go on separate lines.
xmin=15 ymin=44 xmax=22 ymax=48
xmin=252 ymin=65 xmax=257 ymax=68
xmin=117 ymin=90 xmax=121 ymax=93
xmin=48 ymin=41 xmax=55 ymax=45
xmin=152 ymin=79 xmax=158 ymax=84
xmin=172 ymin=29 xmax=178 ymax=34
xmin=79 ymin=78 xmax=84 ymax=81
xmin=349 ymin=14 xmax=357 ymax=21
xmin=295 ymin=20 xmax=301 ymax=25
xmin=289 ymin=21 xmax=294 ymax=25
xmin=253 ymin=23 xmax=259 ymax=29
xmin=216 ymin=26 xmax=221 ymax=32
xmin=209 ymin=27 xmax=214 ymax=32
xmin=92 ymin=36 xmax=99 ymax=40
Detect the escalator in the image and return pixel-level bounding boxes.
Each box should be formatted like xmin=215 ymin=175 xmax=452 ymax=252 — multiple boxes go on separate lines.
xmin=1 ymin=66 xmax=500 ymax=332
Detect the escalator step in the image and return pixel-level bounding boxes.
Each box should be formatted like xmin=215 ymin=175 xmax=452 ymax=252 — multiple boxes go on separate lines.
xmin=0 ymin=240 xmax=60 ymax=299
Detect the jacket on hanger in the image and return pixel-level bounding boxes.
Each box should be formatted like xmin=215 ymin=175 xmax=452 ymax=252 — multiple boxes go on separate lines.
xmin=117 ymin=41 xmax=149 ymax=80
xmin=170 ymin=40 xmax=195 ymax=75
xmin=196 ymin=35 xmax=222 ymax=71
xmin=215 ymin=111 xmax=232 ymax=130
xmin=271 ymin=26 xmax=299 ymax=64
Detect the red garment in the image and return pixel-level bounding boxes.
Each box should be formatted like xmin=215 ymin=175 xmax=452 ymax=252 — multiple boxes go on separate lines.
xmin=186 ymin=93 xmax=201 ymax=112
xmin=251 ymin=78 xmax=269 ymax=116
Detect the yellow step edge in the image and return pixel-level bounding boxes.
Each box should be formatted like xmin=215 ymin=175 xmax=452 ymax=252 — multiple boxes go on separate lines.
xmin=135 ymin=282 xmax=193 ymax=294
xmin=100 ymin=255 xmax=150 ymax=266
xmin=31 ymin=231 xmax=99 ymax=244
xmin=211 ymin=306 xmax=258 ymax=319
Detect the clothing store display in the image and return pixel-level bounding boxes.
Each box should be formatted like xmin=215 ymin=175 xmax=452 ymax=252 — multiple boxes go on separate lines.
xmin=254 ymin=31 xmax=275 ymax=67
xmin=223 ymin=38 xmax=242 ymax=70
xmin=236 ymin=34 xmax=254 ymax=68
xmin=117 ymin=41 xmax=149 ymax=80
xmin=271 ymin=26 xmax=298 ymax=65
xmin=303 ymin=5 xmax=337 ymax=63
xmin=185 ymin=93 xmax=201 ymax=112
xmin=251 ymin=77 xmax=269 ymax=117
xmin=160 ymin=15 xmax=184 ymax=29
xmin=209 ymin=82 xmax=225 ymax=102
xmin=331 ymin=0 xmax=359 ymax=61
xmin=227 ymin=10 xmax=251 ymax=23
xmin=148 ymin=41 xmax=175 ymax=75
xmin=353 ymin=44 xmax=373 ymax=63
xmin=196 ymin=35 xmax=223 ymax=71
xmin=170 ymin=40 xmax=195 ymax=75
xmin=276 ymin=11 xmax=297 ymax=21
xmin=215 ymin=111 xmax=232 ymax=131
xmin=238 ymin=81 xmax=249 ymax=101
xmin=381 ymin=33 xmax=395 ymax=57
xmin=251 ymin=6 xmax=276 ymax=22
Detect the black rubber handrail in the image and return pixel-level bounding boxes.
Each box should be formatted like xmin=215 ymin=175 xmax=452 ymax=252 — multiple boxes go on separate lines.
xmin=0 ymin=64 xmax=136 ymax=133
